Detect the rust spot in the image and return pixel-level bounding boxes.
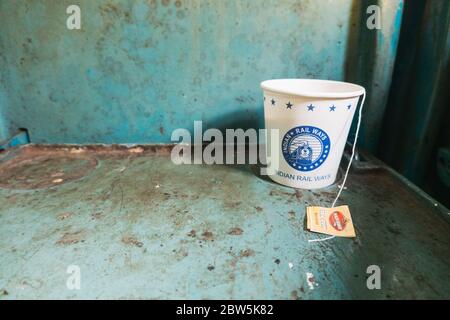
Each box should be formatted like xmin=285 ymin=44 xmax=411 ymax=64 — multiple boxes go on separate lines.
xmin=121 ymin=235 xmax=143 ymax=248
xmin=175 ymin=0 xmax=182 ymax=8
xmin=201 ymin=231 xmax=213 ymax=241
xmin=159 ymin=126 xmax=165 ymax=134
xmin=295 ymin=189 xmax=302 ymax=200
xmin=57 ymin=212 xmax=73 ymax=220
xmin=239 ymin=249 xmax=254 ymax=257
xmin=274 ymin=258 xmax=280 ymax=264
xmin=91 ymin=212 xmax=103 ymax=220
xmin=161 ymin=0 xmax=170 ymax=6
xmin=269 ymin=190 xmax=295 ymax=197
xmin=299 ymin=286 xmax=305 ymax=293
xmin=207 ymin=265 xmax=215 ymax=271
xmin=187 ymin=229 xmax=196 ymax=237
xmin=255 ymin=206 xmax=263 ymax=212
xmin=225 ymin=201 xmax=242 ymax=208
xmin=291 ymin=290 xmax=299 ymax=300
xmin=227 ymin=227 xmax=243 ymax=235
xmin=99 ymin=3 xmax=121 ymax=16
xmin=288 ymin=210 xmax=296 ymax=219
xmin=56 ymin=231 xmax=84 ymax=245
xmin=124 ymin=11 xmax=132 ymax=22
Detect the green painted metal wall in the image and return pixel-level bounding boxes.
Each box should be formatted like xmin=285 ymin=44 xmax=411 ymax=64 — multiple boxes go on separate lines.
xmin=0 ymin=0 xmax=403 ymax=146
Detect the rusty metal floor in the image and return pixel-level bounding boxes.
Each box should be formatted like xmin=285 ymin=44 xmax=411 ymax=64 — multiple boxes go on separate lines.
xmin=1 ymin=145 xmax=449 ymax=299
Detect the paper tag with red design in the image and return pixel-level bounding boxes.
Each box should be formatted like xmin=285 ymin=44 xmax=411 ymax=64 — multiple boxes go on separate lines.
xmin=306 ymin=205 xmax=356 ymax=237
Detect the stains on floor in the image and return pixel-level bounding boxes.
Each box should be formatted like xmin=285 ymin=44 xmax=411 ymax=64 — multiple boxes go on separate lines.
xmin=227 ymin=227 xmax=243 ymax=235
xmin=201 ymin=231 xmax=214 ymax=241
xmin=56 ymin=231 xmax=85 ymax=245
xmin=0 ymin=146 xmax=98 ymax=189
xmin=288 ymin=210 xmax=296 ymax=219
xmin=57 ymin=212 xmax=73 ymax=221
xmin=187 ymin=229 xmax=196 ymax=238
xmin=121 ymin=235 xmax=144 ymax=248
xmin=1 ymin=145 xmax=450 ymax=299
xmin=91 ymin=212 xmax=104 ymax=220
xmin=239 ymin=249 xmax=255 ymax=258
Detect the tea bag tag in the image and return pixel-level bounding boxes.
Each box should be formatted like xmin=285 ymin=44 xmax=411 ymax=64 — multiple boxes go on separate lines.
xmin=306 ymin=205 xmax=356 ymax=238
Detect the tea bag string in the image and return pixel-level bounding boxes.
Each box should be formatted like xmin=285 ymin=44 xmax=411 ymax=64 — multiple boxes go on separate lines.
xmin=308 ymin=91 xmax=366 ymax=243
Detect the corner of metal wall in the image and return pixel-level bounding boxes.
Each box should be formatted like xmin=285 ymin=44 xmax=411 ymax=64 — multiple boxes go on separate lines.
xmin=378 ymin=0 xmax=450 ymax=186
xmin=344 ymin=0 xmax=404 ymax=152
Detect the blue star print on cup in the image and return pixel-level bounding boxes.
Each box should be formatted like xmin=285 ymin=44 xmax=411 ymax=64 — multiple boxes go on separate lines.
xmin=282 ymin=125 xmax=331 ymax=172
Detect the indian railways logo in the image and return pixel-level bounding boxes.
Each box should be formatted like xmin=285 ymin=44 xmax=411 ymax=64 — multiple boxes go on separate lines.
xmin=282 ymin=125 xmax=330 ymax=172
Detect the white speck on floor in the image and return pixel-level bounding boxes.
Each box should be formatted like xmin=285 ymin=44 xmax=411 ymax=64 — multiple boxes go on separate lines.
xmin=306 ymin=272 xmax=317 ymax=290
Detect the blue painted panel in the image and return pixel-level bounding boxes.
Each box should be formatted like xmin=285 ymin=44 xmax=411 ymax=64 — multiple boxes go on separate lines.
xmin=0 ymin=0 xmax=398 ymax=144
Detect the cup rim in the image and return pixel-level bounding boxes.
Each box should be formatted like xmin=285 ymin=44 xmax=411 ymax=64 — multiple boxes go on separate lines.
xmin=260 ymin=78 xmax=365 ymax=98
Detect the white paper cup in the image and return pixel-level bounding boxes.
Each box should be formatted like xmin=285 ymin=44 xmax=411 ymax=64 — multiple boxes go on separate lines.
xmin=261 ymin=79 xmax=365 ymax=189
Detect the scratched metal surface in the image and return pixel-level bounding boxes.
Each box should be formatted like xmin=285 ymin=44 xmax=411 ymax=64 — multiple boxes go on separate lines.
xmin=0 ymin=0 xmax=403 ymax=149
xmin=0 ymin=145 xmax=449 ymax=299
